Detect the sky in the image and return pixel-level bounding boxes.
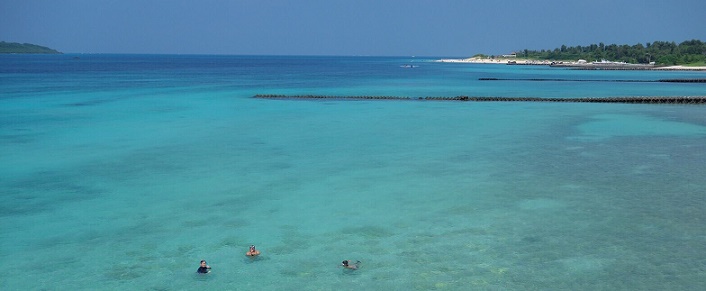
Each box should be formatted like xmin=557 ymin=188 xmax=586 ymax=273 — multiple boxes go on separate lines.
xmin=1 ymin=0 xmax=705 ymax=56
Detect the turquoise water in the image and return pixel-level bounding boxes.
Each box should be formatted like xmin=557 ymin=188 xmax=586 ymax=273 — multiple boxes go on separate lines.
xmin=1 ymin=55 xmax=706 ymax=290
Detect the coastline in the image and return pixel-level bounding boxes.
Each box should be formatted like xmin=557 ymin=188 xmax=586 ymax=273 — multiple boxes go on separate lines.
xmin=436 ymin=57 xmax=551 ymax=65
xmin=436 ymin=57 xmax=706 ymax=71
xmin=654 ymin=65 xmax=706 ymax=71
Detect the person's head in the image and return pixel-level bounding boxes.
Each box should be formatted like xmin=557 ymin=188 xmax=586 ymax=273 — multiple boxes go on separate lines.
xmin=341 ymin=260 xmax=349 ymax=267
xmin=200 ymin=260 xmax=207 ymax=267
xmin=250 ymin=245 xmax=256 ymax=250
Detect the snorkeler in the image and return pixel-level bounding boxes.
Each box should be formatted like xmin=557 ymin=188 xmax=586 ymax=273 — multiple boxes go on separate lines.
xmin=246 ymin=245 xmax=261 ymax=257
xmin=197 ymin=260 xmax=211 ymax=273
xmin=341 ymin=260 xmax=361 ymax=270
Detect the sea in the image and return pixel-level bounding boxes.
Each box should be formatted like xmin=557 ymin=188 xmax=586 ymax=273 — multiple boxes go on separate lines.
xmin=1 ymin=54 xmax=705 ymax=290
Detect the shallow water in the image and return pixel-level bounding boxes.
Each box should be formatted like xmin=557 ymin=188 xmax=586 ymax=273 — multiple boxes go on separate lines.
xmin=1 ymin=55 xmax=705 ymax=290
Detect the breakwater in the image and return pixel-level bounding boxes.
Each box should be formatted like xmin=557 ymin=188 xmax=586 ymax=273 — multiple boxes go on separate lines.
xmin=254 ymin=94 xmax=706 ymax=104
xmin=478 ymin=78 xmax=706 ymax=83
xmin=560 ymin=66 xmax=706 ymax=71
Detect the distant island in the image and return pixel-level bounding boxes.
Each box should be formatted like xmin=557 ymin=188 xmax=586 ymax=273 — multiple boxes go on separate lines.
xmin=444 ymin=39 xmax=705 ymax=68
xmin=0 ymin=41 xmax=62 ymax=54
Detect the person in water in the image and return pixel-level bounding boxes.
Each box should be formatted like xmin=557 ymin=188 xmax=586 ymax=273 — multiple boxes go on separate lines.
xmin=197 ymin=260 xmax=211 ymax=273
xmin=246 ymin=245 xmax=261 ymax=257
xmin=341 ymin=260 xmax=361 ymax=270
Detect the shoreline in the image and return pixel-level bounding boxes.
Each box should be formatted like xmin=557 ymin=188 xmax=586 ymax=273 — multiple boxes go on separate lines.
xmin=436 ymin=57 xmax=706 ymax=71
xmin=436 ymin=57 xmax=551 ymax=65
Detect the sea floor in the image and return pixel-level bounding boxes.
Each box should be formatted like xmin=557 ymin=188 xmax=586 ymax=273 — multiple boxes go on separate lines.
xmin=2 ymin=90 xmax=706 ymax=290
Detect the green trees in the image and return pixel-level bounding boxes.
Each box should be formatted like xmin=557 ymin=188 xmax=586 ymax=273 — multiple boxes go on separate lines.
xmin=0 ymin=41 xmax=61 ymax=54
xmin=520 ymin=39 xmax=705 ymax=65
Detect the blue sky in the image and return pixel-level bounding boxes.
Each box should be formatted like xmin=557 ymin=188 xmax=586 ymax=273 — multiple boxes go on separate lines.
xmin=1 ymin=0 xmax=705 ymax=56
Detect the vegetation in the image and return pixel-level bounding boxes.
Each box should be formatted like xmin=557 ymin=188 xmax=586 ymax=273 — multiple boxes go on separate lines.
xmin=0 ymin=41 xmax=61 ymax=54
xmin=518 ymin=39 xmax=706 ymax=65
xmin=481 ymin=40 xmax=705 ymax=65
xmin=684 ymin=60 xmax=706 ymax=67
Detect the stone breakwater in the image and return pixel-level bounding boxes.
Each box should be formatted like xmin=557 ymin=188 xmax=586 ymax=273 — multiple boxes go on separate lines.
xmin=478 ymin=78 xmax=706 ymax=83
xmin=254 ymin=95 xmax=706 ymax=104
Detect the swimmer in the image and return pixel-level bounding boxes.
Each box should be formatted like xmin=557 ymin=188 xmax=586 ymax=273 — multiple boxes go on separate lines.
xmin=341 ymin=260 xmax=361 ymax=270
xmin=246 ymin=245 xmax=261 ymax=257
xmin=197 ymin=260 xmax=211 ymax=274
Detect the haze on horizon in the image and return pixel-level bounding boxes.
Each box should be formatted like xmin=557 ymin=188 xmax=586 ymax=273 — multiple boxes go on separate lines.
xmin=1 ymin=0 xmax=705 ymax=57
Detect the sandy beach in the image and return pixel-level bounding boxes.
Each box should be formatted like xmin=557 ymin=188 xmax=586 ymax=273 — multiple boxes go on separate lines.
xmin=436 ymin=57 xmax=552 ymax=65
xmin=437 ymin=57 xmax=706 ymax=71
xmin=654 ymin=65 xmax=706 ymax=71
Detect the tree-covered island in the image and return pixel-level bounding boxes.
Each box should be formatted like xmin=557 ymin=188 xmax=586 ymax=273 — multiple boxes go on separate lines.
xmin=475 ymin=39 xmax=706 ymax=66
xmin=0 ymin=41 xmax=62 ymax=54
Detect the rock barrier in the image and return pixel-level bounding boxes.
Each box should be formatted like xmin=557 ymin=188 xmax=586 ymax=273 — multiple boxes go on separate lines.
xmin=478 ymin=78 xmax=706 ymax=83
xmin=254 ymin=94 xmax=706 ymax=104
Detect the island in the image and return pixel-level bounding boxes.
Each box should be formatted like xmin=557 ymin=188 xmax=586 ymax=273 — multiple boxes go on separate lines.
xmin=0 ymin=41 xmax=62 ymax=54
xmin=439 ymin=39 xmax=706 ymax=70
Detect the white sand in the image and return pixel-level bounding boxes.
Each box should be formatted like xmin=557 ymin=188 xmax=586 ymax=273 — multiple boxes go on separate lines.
xmin=436 ymin=57 xmax=551 ymax=65
xmin=436 ymin=58 xmax=706 ymax=71
xmin=655 ymin=65 xmax=706 ymax=71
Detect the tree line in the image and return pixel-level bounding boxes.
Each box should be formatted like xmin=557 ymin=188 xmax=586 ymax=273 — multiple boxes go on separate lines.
xmin=0 ymin=41 xmax=62 ymax=54
xmin=482 ymin=39 xmax=706 ymax=65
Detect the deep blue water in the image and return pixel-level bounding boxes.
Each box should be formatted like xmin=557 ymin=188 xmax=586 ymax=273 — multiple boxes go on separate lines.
xmin=1 ymin=54 xmax=705 ymax=290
